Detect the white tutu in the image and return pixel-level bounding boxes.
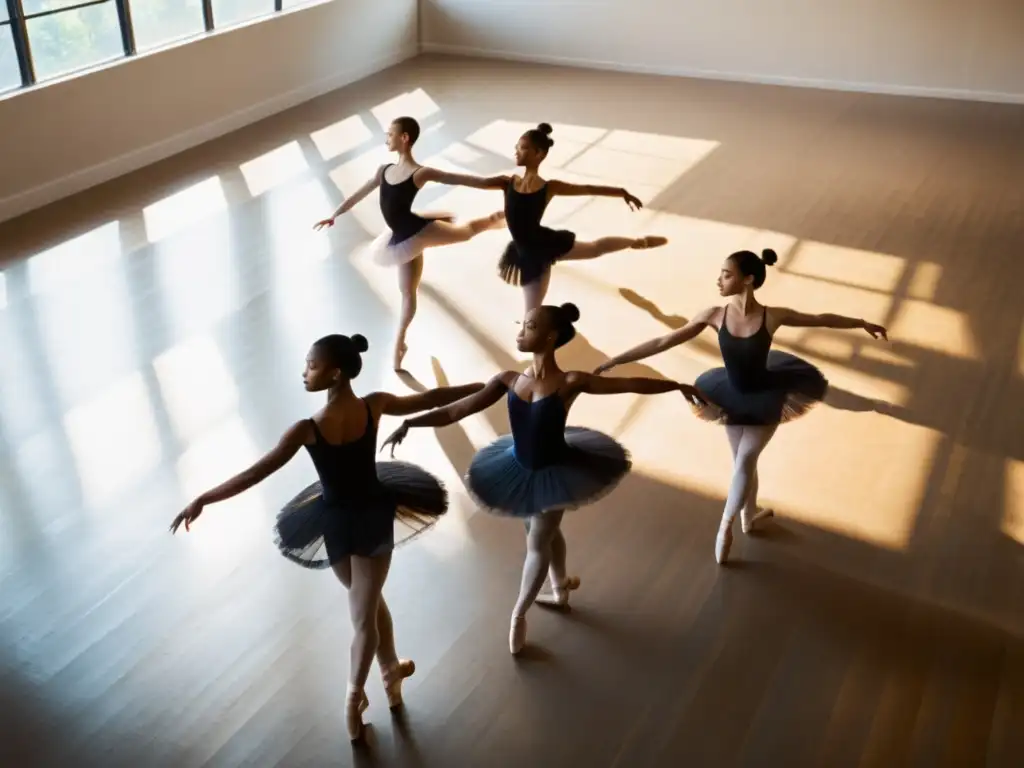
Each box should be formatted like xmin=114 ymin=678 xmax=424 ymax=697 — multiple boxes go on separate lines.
xmin=366 ymin=213 xmax=455 ymax=266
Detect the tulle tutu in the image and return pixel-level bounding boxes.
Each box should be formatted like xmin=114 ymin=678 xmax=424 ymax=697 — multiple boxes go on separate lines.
xmin=465 ymin=427 xmax=631 ymax=518
xmin=498 ymin=228 xmax=576 ymax=286
xmin=274 ymin=461 xmax=449 ymax=569
xmin=691 ymin=350 xmax=829 ymax=426
xmin=366 ymin=213 xmax=455 ymax=266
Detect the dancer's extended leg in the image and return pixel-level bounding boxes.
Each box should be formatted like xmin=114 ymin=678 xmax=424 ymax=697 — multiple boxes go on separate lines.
xmin=561 ymin=235 xmax=668 ymax=262
xmin=413 ymin=211 xmax=505 ymax=249
xmin=519 ymin=234 xmax=666 ymax=312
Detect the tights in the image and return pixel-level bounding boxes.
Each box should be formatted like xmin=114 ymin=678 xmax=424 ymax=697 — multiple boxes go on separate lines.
xmin=393 ymin=212 xmax=504 ymax=367
xmin=331 ymin=553 xmax=397 ymax=690
xmin=521 ymin=236 xmax=641 ymax=312
xmin=513 ymin=509 xmax=567 ymax=617
xmin=722 ymin=425 xmax=777 ymax=527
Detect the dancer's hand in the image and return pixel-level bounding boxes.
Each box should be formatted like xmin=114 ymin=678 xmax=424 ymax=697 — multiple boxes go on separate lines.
xmin=679 ymin=383 xmax=708 ymax=407
xmin=313 ymin=217 xmax=335 ymax=231
xmin=862 ymin=321 xmax=888 ymax=340
xmin=170 ymin=499 xmax=204 ymax=534
xmin=622 ymin=190 xmax=643 ymax=211
xmin=593 ymin=361 xmax=617 ymax=375
xmin=380 ymin=421 xmax=410 ymax=458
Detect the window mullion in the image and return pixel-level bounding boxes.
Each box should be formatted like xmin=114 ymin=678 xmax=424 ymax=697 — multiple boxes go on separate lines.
xmin=7 ymin=0 xmax=35 ymax=86
xmin=114 ymin=0 xmax=136 ymax=56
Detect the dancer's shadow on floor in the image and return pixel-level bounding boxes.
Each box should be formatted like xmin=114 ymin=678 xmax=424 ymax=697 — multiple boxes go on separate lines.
xmin=420 ymin=283 xmax=674 ymax=439
xmin=389 ymin=708 xmax=427 ymax=768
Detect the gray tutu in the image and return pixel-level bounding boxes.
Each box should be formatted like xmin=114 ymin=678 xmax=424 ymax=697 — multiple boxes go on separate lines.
xmin=465 ymin=427 xmax=631 ymax=518
xmin=692 ymin=350 xmax=829 ymax=426
xmin=274 ymin=461 xmax=448 ymax=569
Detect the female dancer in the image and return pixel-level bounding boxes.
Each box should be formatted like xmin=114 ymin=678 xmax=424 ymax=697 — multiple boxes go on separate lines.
xmin=314 ymin=116 xmax=506 ymax=370
xmin=169 ymin=333 xmax=485 ymax=741
xmin=491 ymin=122 xmax=669 ymax=311
xmin=595 ymin=248 xmax=888 ymax=565
xmin=380 ymin=303 xmax=704 ymax=654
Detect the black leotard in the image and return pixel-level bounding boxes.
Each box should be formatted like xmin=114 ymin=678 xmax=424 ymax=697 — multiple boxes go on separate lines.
xmin=497 ymin=178 xmax=576 ymax=285
xmin=379 ymin=164 xmax=431 ymax=245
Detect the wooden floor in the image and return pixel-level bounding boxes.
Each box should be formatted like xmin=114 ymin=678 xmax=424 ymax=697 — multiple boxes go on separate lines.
xmin=2 ymin=54 xmax=1023 ymax=766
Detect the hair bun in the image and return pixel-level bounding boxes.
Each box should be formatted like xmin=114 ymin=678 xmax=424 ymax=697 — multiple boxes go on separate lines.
xmin=537 ymin=122 xmax=553 ymax=135
xmin=350 ymin=334 xmax=369 ymax=353
xmin=761 ymin=248 xmax=778 ymax=267
xmin=559 ymin=302 xmax=580 ymax=323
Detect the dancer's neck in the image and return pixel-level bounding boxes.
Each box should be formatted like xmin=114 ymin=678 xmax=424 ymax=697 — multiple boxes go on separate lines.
xmin=326 ymin=382 xmax=356 ymax=405
xmin=732 ymin=291 xmax=760 ymax=317
xmin=395 ymin=150 xmax=417 ymax=167
xmin=530 ymin=350 xmax=560 ymax=380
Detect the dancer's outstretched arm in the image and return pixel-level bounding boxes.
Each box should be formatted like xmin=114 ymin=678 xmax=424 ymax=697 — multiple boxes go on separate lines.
xmin=380 ymin=372 xmax=514 ymax=455
xmin=368 ymin=382 xmax=487 ymax=417
xmin=595 ymin=306 xmax=717 ymax=374
xmin=567 ymin=371 xmax=706 ymax=404
xmin=314 ymin=165 xmax=385 ymax=229
xmin=772 ymin=308 xmax=888 ymax=339
xmin=415 ymin=167 xmax=509 ymax=190
xmin=548 ymin=179 xmax=643 ymax=210
xmin=170 ymin=421 xmax=308 ymax=533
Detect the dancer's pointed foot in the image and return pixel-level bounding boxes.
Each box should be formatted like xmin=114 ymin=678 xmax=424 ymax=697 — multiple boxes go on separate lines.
xmin=381 ymin=659 xmax=415 ymax=709
xmin=393 ymin=342 xmax=408 ymax=371
xmin=631 ymin=235 xmax=668 ymax=249
xmin=741 ymin=507 xmax=774 ymax=534
xmin=715 ymin=519 xmax=734 ymax=565
xmin=509 ymin=615 xmax=527 ymax=655
xmin=535 ymin=576 xmax=580 ymax=609
xmin=346 ymin=688 xmax=369 ymax=742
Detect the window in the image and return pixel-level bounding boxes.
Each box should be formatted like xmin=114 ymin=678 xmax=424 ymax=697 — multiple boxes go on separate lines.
xmin=3 ymin=0 xmax=317 ymax=92
xmin=131 ymin=0 xmax=205 ymax=52
xmin=25 ymin=1 xmax=124 ymax=82
xmin=1 ymin=21 xmax=22 ymax=93
xmin=210 ymin=0 xmax=273 ymax=29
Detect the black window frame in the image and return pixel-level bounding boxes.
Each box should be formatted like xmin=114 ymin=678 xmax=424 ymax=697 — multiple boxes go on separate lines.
xmin=1 ymin=0 xmax=294 ymax=93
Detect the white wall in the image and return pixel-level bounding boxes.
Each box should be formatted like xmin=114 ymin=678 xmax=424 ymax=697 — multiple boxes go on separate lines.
xmin=421 ymin=0 xmax=1024 ymax=103
xmin=0 ymin=0 xmax=417 ymax=223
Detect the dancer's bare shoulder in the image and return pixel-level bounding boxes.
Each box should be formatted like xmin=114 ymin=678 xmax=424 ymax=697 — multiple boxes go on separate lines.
xmin=700 ymin=305 xmax=725 ymax=331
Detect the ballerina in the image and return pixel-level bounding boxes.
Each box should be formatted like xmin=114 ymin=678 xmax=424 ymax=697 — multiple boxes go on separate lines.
xmin=491 ymin=122 xmax=669 ymax=311
xmin=314 ymin=116 xmax=506 ymax=370
xmin=380 ymin=303 xmax=704 ymax=654
xmin=595 ymin=248 xmax=888 ymax=565
xmin=169 ymin=333 xmax=485 ymax=741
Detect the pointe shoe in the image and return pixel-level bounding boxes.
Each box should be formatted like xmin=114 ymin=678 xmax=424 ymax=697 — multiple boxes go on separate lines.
xmin=381 ymin=659 xmax=416 ymax=709
xmin=535 ymin=576 xmax=581 ymax=608
xmin=741 ymin=507 xmax=774 ymax=534
xmin=346 ymin=689 xmax=369 ymax=742
xmin=509 ymin=615 xmax=527 ymax=655
xmin=631 ymin=235 xmax=669 ymax=249
xmin=715 ymin=522 xmax=734 ymax=565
